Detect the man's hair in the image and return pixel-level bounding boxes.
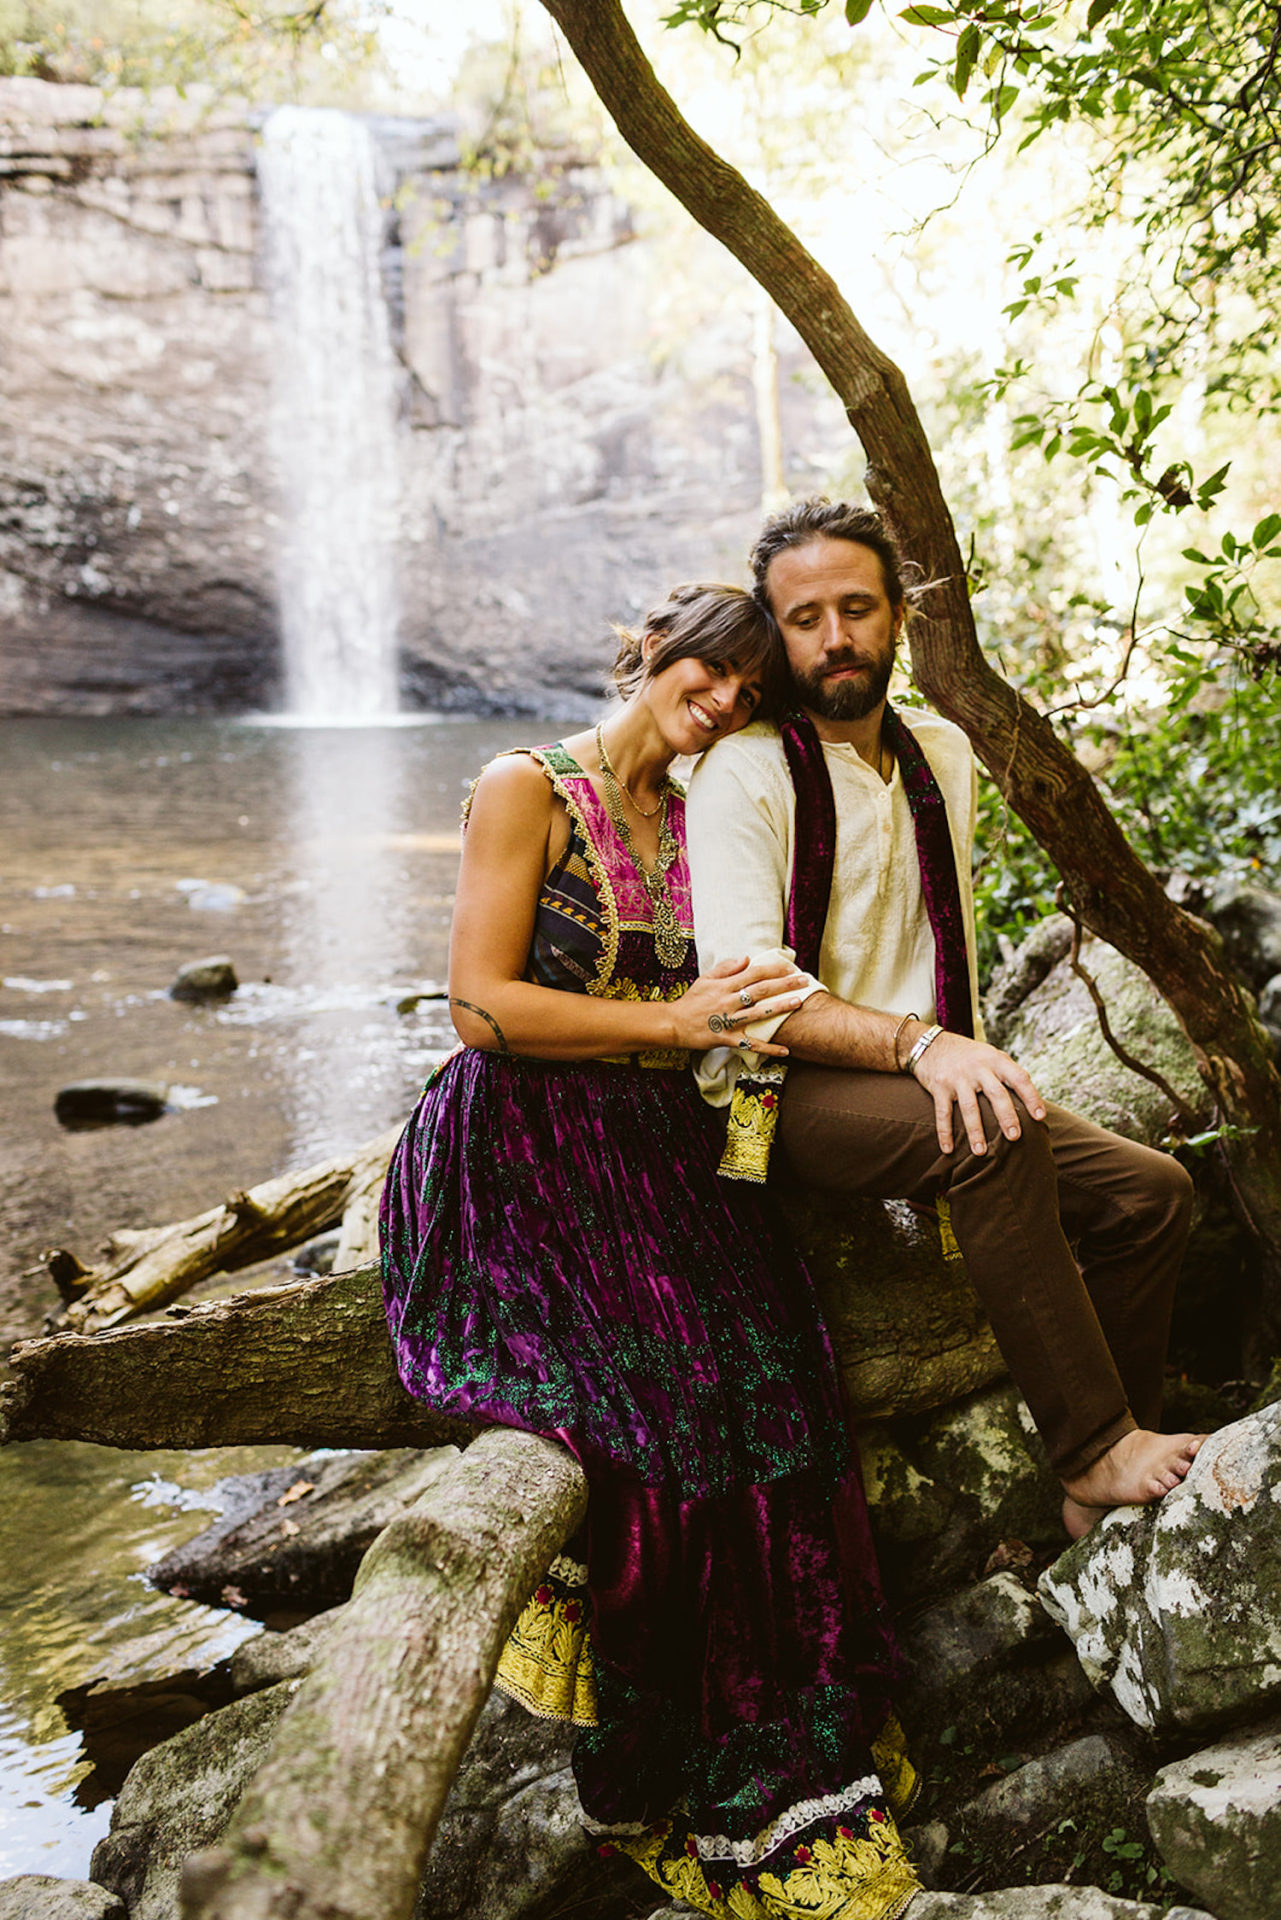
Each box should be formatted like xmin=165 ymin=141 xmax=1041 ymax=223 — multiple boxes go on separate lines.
xmin=611 ymin=582 xmax=787 ymax=716
xmin=750 ymin=499 xmax=907 ymax=612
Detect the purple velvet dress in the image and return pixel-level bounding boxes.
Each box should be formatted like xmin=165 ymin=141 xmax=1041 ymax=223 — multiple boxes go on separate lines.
xmin=380 ymin=746 xmax=919 ymax=1920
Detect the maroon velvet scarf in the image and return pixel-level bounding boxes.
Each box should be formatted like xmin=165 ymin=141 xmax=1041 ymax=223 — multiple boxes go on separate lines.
xmin=718 ymin=705 xmax=971 ymax=1182
xmin=781 ymin=705 xmax=973 ymax=1034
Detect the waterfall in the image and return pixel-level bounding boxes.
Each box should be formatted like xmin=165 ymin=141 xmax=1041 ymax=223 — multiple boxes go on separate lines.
xmin=258 ymin=107 xmax=401 ymax=721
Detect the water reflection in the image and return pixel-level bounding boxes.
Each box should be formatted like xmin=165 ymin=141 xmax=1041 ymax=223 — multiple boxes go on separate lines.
xmin=0 ymin=714 xmax=545 ymax=1872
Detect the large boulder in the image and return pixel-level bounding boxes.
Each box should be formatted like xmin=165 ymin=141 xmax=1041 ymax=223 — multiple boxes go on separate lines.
xmin=991 ymin=930 xmax=1210 ymax=1142
xmin=1147 ymin=1714 xmax=1281 ymax=1920
xmin=1038 ymin=1401 xmax=1281 ymax=1734
xmin=648 ymin=1891 xmax=1213 ymax=1918
xmin=1201 ymin=880 xmax=1281 ymax=993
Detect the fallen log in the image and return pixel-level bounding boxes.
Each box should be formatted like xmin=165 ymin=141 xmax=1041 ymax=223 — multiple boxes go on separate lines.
xmin=179 ymin=1425 xmax=588 ymax=1920
xmin=1 ymin=1264 xmax=472 ymax=1452
xmin=45 ymin=1127 xmax=400 ymax=1336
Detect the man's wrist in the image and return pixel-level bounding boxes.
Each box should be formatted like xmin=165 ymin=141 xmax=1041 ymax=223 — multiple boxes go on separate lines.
xmin=890 ymin=1011 xmax=921 ymax=1072
xmin=903 ymin=1022 xmax=944 ymax=1077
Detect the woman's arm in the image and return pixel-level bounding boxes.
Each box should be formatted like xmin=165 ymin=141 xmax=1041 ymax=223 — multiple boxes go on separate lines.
xmin=448 ymin=755 xmax=805 ymax=1060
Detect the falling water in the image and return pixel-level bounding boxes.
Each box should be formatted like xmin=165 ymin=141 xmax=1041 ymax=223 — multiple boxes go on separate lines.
xmin=258 ymin=107 xmax=402 ymax=720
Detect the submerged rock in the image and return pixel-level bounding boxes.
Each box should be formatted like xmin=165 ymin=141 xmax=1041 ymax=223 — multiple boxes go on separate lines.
xmin=0 ymin=1880 xmax=124 ymax=1919
xmin=1038 ymin=1401 xmax=1281 ymax=1734
xmin=54 ymin=1078 xmax=169 ymax=1127
xmin=1146 ymin=1715 xmax=1281 ymax=1920
xmin=148 ymin=1446 xmax=459 ymax=1613
xmin=169 ymin=955 xmax=238 ymax=1001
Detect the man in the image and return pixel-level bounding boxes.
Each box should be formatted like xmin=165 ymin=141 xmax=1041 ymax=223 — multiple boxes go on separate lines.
xmin=685 ymin=497 xmax=1201 ymax=1536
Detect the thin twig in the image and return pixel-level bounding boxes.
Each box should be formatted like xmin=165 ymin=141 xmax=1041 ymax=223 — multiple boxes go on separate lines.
xmin=1055 ymin=884 xmax=1197 ymax=1128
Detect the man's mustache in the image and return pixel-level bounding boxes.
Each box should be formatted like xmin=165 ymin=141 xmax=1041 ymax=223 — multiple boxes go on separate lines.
xmin=816 ymin=651 xmax=876 ymax=675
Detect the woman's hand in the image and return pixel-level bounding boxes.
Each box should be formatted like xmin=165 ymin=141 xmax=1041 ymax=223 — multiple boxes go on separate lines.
xmin=671 ymin=956 xmax=809 ymax=1056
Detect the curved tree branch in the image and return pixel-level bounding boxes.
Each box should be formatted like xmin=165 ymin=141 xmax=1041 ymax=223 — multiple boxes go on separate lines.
xmin=541 ymin=0 xmax=1281 ymax=1311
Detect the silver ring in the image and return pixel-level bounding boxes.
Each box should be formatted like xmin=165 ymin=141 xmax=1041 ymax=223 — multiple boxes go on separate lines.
xmin=707 ymin=1012 xmax=730 ymax=1035
xmin=738 ymin=988 xmax=753 ymax=1008
xmin=737 ymin=1037 xmax=752 ymax=1051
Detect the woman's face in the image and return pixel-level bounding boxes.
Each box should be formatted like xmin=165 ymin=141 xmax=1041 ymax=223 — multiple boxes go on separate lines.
xmin=641 ymin=648 xmax=765 ymax=755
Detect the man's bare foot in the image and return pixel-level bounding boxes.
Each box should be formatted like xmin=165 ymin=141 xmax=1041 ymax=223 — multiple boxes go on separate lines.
xmin=1061 ymin=1429 xmax=1205 ymax=1541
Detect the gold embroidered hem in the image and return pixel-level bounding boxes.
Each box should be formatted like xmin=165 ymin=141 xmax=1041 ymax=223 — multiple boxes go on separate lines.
xmin=603 ymin=1804 xmax=921 ymax=1920
xmin=495 ymin=1574 xmax=598 ymax=1728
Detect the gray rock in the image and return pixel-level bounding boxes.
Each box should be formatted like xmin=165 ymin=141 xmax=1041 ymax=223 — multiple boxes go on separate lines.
xmin=959 ymin=1733 xmax=1141 ymax=1835
xmin=90 ymin=1680 xmax=298 ymax=1920
xmin=908 ymin=1891 xmax=1213 ymax=1917
xmin=1147 ymin=1714 xmax=1281 ymax=1920
xmin=863 ymin=1382 xmax=1065 ymax=1601
xmin=899 ymin=1570 xmax=1091 ymax=1747
xmin=1259 ymin=971 xmax=1281 ymax=1028
xmin=1203 ymin=880 xmax=1281 ymax=992
xmin=995 ymin=932 xmax=1210 ymax=1141
xmin=1039 ymin=1401 xmax=1281 ymax=1734
xmin=230 ymin=1606 xmax=347 ymax=1695
xmin=0 ymin=1879 xmax=125 ymax=1920
xmin=148 ymin=1446 xmax=459 ymax=1613
xmin=169 ymin=954 xmax=238 ymax=1001
xmin=982 ymin=914 xmax=1075 ymax=1049
xmin=901 ymin=1818 xmax=950 ymax=1889
xmin=416 ymin=1691 xmax=627 ymax=1920
xmin=54 ymin=1078 xmax=169 ymax=1127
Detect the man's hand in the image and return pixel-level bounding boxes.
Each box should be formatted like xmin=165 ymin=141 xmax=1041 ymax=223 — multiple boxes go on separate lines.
xmin=911 ymin=1030 xmax=1047 ymax=1155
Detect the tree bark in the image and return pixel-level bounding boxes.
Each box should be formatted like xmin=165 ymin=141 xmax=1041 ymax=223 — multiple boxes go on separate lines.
xmin=1 ymin=1263 xmax=473 ymax=1452
xmin=178 ymin=1426 xmax=588 ymax=1920
xmin=540 ymin=0 xmax=1281 ymax=1314
xmin=46 ymin=1129 xmax=399 ymax=1336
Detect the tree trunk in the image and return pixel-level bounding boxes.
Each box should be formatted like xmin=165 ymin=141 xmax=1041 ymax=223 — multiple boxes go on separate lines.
xmin=46 ymin=1129 xmax=400 ymax=1336
xmin=540 ymin=0 xmax=1281 ymax=1317
xmin=179 ymin=1426 xmax=588 ymax=1920
xmin=1 ymin=1263 xmax=473 ymax=1452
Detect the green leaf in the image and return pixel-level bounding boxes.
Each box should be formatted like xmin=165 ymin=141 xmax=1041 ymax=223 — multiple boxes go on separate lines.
xmin=1182 ymin=548 xmax=1211 ymax=563
xmin=955 ymin=21 xmax=981 ymax=95
xmin=1086 ymin=0 xmax=1117 ymax=23
xmin=845 ymin=0 xmax=876 ymax=23
xmin=899 ymin=4 xmax=956 ymax=22
xmin=1253 ymin=513 xmax=1281 ymax=548
xmin=1134 ymin=388 xmax=1152 ymax=431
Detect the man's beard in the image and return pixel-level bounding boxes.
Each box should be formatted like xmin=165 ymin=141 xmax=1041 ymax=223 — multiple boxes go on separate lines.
xmin=791 ymin=645 xmax=895 ymax=722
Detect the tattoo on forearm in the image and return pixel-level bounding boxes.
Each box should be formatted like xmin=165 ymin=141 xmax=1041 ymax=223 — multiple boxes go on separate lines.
xmin=450 ymin=998 xmax=509 ymax=1053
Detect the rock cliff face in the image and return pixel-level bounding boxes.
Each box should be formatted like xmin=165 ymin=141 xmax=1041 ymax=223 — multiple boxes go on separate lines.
xmin=0 ymin=79 xmax=838 ymax=715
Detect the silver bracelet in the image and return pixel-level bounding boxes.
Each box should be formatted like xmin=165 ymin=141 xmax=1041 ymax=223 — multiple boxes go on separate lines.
xmin=904 ymin=1022 xmax=943 ymax=1076
xmin=890 ymin=1010 xmax=919 ymax=1072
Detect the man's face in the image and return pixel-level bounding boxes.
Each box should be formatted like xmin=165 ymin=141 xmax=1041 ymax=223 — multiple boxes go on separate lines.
xmin=764 ymin=536 xmax=902 ymax=723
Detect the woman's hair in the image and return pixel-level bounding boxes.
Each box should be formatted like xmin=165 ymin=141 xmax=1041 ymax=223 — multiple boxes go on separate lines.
xmin=611 ymin=582 xmax=787 ymax=717
xmin=749 ymin=499 xmax=910 ymax=612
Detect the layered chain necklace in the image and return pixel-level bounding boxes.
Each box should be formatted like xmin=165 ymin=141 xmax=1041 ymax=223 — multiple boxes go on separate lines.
xmin=595 ymin=726 xmax=688 ymax=970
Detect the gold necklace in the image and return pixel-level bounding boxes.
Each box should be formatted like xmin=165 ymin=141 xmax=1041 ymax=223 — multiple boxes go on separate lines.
xmin=595 ymin=726 xmax=664 ymax=817
xmin=595 ymin=727 xmax=688 ymax=970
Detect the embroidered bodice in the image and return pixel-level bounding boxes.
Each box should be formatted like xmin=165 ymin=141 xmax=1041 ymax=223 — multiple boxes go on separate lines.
xmin=524 ymin=743 xmax=696 ymax=1001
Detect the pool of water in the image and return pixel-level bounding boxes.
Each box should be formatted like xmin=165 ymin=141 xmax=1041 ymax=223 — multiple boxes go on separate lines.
xmin=0 ymin=712 xmax=551 ymax=1875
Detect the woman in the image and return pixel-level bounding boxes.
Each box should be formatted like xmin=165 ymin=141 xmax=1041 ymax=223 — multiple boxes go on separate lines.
xmin=380 ymin=583 xmax=922 ymax=1920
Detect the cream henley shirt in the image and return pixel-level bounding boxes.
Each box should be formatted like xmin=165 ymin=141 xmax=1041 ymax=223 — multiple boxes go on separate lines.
xmin=685 ymin=710 xmax=985 ymax=1107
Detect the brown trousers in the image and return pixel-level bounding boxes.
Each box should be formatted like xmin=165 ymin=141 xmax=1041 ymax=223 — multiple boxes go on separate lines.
xmin=777 ymin=1065 xmax=1194 ymax=1478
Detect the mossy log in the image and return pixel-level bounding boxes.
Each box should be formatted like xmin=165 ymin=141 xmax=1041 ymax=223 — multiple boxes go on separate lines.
xmin=178 ymin=1426 xmax=588 ymax=1920
xmin=45 ymin=1128 xmax=400 ymax=1336
xmin=0 ymin=1264 xmax=472 ymax=1452
xmin=4 ymin=1209 xmax=1003 ymax=1454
